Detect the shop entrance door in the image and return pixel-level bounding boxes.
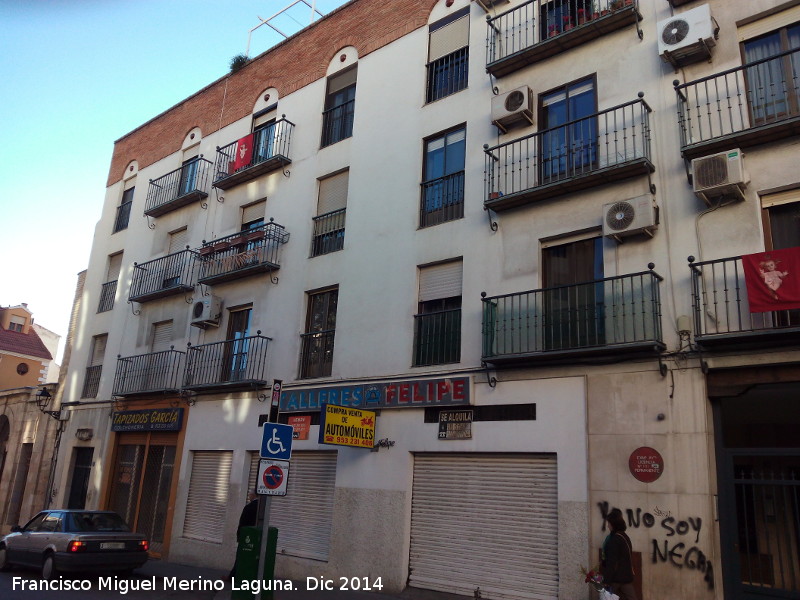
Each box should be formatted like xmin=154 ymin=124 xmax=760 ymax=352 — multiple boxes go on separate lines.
xmin=715 ymin=385 xmax=800 ymax=599
xmin=108 ymin=433 xmax=176 ymax=556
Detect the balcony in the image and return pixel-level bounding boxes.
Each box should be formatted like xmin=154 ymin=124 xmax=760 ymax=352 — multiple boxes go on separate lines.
xmin=311 ymin=208 xmax=346 ymax=257
xmin=129 ymin=249 xmax=195 ymax=303
xmin=485 ymin=0 xmax=641 ymax=78
xmin=144 ymin=157 xmax=213 ymax=217
xmin=420 ymin=171 xmax=465 ymax=228
xmin=97 ymin=280 xmax=117 ymax=313
xmin=321 ymin=99 xmax=355 ymax=147
xmin=112 ymin=349 xmax=186 ymax=397
xmin=482 ymin=267 xmax=664 ymax=365
xmin=81 ymin=365 xmax=102 ymax=399
xmin=413 ymin=308 xmax=461 ymax=367
xmin=675 ymin=48 xmax=800 ymax=160
xmin=184 ymin=334 xmax=271 ymax=392
xmin=112 ymin=200 xmax=132 ymax=233
xmin=212 ymin=118 xmax=294 ymax=190
xmin=299 ymin=330 xmax=335 ymax=379
xmin=484 ymin=96 xmax=653 ymax=211
xmin=689 ymin=255 xmax=800 ymax=350
xmin=196 ymin=221 xmax=289 ymax=286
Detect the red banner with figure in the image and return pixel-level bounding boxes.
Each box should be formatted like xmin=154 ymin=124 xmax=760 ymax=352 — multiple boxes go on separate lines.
xmin=742 ymin=246 xmax=800 ymax=312
xmin=231 ymin=133 xmax=253 ymax=172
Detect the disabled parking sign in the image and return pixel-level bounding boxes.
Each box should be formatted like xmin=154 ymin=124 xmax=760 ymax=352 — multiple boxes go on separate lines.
xmin=260 ymin=423 xmax=293 ymax=460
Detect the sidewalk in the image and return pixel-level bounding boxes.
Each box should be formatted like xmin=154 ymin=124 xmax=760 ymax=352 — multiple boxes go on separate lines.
xmin=140 ymin=559 xmax=469 ymax=600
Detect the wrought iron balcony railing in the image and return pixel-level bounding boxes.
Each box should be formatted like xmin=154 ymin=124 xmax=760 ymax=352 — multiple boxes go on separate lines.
xmin=484 ymin=96 xmax=653 ymax=211
xmin=81 ymin=365 xmax=102 ymax=399
xmin=321 ymin=99 xmax=355 ymax=147
xmin=299 ymin=329 xmax=335 ymax=379
xmin=97 ymin=280 xmax=117 ymax=313
xmin=311 ymin=208 xmax=346 ymax=257
xmin=485 ymin=0 xmax=641 ymax=77
xmin=129 ymin=249 xmax=195 ymax=303
xmin=420 ymin=171 xmax=465 ymax=228
xmin=413 ymin=308 xmax=461 ymax=367
xmin=213 ymin=117 xmax=294 ymax=190
xmin=689 ymin=255 xmax=800 ymax=349
xmin=675 ymin=47 xmax=800 ymax=159
xmin=184 ymin=333 xmax=271 ymax=391
xmin=112 ymin=349 xmax=186 ymax=397
xmin=113 ymin=200 xmax=132 ymax=233
xmin=196 ymin=220 xmax=290 ymax=286
xmin=144 ymin=157 xmax=213 ymax=217
xmin=427 ymin=46 xmax=469 ymax=103
xmin=482 ymin=267 xmax=664 ymax=364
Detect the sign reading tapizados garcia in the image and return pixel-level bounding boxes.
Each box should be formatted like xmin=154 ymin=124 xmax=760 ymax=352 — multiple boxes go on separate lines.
xmin=111 ymin=408 xmax=184 ymax=432
xmin=318 ymin=404 xmax=376 ymax=449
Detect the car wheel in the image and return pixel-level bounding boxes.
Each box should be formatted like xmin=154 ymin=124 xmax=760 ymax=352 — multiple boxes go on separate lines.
xmin=41 ymin=554 xmax=59 ymax=580
xmin=0 ymin=546 xmax=11 ymax=572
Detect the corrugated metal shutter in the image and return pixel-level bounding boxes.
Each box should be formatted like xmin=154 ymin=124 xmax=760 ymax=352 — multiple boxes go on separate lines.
xmin=151 ymin=321 xmax=173 ymax=352
xmin=409 ymin=453 xmax=559 ymax=600
xmin=268 ymin=451 xmax=337 ymax=561
xmin=429 ymin=15 xmax=469 ymax=62
xmin=90 ymin=335 xmax=108 ymax=366
xmin=183 ymin=451 xmax=233 ymax=543
xmin=168 ymin=228 xmax=189 ymax=254
xmin=327 ymin=67 xmax=357 ymax=94
xmin=107 ymin=253 xmax=123 ymax=282
xmin=419 ymin=260 xmax=463 ymax=302
xmin=317 ymin=171 xmax=349 ymax=215
xmin=242 ymin=201 xmax=266 ymax=225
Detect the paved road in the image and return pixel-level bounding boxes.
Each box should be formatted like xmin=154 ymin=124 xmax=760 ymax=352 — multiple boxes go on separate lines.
xmin=0 ymin=559 xmax=467 ymax=600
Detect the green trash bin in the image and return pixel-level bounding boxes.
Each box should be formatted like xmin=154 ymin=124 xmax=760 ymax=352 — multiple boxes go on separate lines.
xmin=232 ymin=525 xmax=278 ymax=600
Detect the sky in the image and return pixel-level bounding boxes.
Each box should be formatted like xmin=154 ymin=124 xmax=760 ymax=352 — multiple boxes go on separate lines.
xmin=0 ymin=0 xmax=350 ymax=363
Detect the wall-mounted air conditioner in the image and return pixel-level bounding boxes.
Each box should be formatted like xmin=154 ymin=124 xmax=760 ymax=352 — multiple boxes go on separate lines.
xmin=692 ymin=149 xmax=747 ymax=206
xmin=491 ymin=85 xmax=534 ymax=133
xmin=602 ymin=195 xmax=658 ymax=242
xmin=191 ymin=295 xmax=222 ymax=329
xmin=657 ymin=4 xmax=717 ymax=68
xmin=473 ymin=0 xmax=511 ymax=13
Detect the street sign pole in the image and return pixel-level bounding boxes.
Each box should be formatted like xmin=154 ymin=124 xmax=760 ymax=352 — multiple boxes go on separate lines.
xmin=256 ymin=496 xmax=271 ymax=600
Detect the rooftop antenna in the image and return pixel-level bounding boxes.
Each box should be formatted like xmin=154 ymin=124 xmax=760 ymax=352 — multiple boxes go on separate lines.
xmin=246 ymin=0 xmax=324 ymax=57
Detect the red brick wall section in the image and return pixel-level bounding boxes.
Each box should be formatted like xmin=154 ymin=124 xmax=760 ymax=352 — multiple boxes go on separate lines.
xmin=107 ymin=0 xmax=439 ymax=187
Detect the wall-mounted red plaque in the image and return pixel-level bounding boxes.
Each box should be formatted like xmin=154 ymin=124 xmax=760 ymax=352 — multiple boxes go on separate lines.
xmin=629 ymin=446 xmax=664 ymax=483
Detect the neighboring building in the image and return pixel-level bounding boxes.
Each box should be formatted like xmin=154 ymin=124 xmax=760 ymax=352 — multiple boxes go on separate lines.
xmin=0 ymin=304 xmax=64 ymax=532
xmin=53 ymin=1 xmax=800 ymax=599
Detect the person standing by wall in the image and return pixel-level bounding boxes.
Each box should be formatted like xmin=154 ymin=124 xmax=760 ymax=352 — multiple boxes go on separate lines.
xmin=601 ymin=508 xmax=639 ymax=600
xmin=229 ymin=489 xmax=258 ymax=578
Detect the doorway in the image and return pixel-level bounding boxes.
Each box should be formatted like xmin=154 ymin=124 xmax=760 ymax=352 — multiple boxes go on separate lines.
xmin=66 ymin=447 xmax=93 ymax=509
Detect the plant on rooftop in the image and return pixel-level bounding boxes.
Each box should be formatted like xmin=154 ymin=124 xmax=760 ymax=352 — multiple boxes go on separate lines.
xmin=229 ymin=54 xmax=249 ymax=73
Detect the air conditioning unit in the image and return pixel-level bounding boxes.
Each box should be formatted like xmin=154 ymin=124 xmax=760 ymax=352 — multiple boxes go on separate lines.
xmin=473 ymin=0 xmax=511 ymax=13
xmin=491 ymin=86 xmax=534 ymax=133
xmin=692 ymin=149 xmax=747 ymax=206
xmin=190 ymin=295 xmax=222 ymax=329
xmin=657 ymin=4 xmax=717 ymax=67
xmin=602 ymin=195 xmax=658 ymax=242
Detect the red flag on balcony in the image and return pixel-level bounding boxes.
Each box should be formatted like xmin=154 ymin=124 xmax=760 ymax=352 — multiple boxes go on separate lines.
xmin=231 ymin=133 xmax=254 ymax=171
xmin=742 ymin=246 xmax=800 ymax=312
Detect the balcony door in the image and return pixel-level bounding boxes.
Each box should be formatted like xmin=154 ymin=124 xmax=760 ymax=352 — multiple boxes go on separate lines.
xmin=223 ymin=308 xmax=251 ymax=383
xmin=744 ymin=25 xmax=800 ymax=125
xmin=540 ymin=78 xmax=597 ymax=183
xmin=178 ymin=156 xmax=199 ymax=197
xmin=542 ymin=236 xmax=604 ymax=350
xmin=763 ymin=196 xmax=800 ymax=326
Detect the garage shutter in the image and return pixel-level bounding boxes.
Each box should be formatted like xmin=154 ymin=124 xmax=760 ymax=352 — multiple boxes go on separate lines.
xmin=268 ymin=451 xmax=337 ymax=561
xmin=183 ymin=451 xmax=233 ymax=543
xmin=409 ymin=453 xmax=558 ymax=600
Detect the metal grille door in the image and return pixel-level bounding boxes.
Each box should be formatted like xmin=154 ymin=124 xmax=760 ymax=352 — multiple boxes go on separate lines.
xmin=409 ymin=453 xmax=558 ymax=600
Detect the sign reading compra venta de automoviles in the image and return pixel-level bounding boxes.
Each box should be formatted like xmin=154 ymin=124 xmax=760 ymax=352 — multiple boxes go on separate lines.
xmin=279 ymin=376 xmax=471 ymax=413
xmin=111 ymin=408 xmax=184 ymax=432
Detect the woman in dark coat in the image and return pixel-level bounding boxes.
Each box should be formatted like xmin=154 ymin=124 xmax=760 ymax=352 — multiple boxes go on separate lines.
xmin=601 ymin=509 xmax=639 ymax=600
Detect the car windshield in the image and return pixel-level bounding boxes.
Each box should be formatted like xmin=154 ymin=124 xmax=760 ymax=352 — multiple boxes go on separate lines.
xmin=65 ymin=512 xmax=131 ymax=533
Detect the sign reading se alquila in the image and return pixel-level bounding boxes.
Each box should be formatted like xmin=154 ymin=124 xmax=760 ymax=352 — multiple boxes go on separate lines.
xmin=111 ymin=408 xmax=184 ymax=432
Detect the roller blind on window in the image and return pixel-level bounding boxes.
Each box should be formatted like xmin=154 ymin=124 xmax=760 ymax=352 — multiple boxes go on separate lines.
xmin=317 ymin=171 xmax=349 ymax=215
xmin=183 ymin=451 xmax=233 ymax=543
xmin=106 ymin=253 xmax=123 ymax=282
xmin=761 ymin=188 xmax=800 ymax=209
xmin=151 ymin=321 xmax=173 ymax=352
xmin=168 ymin=228 xmax=188 ymax=254
xmin=90 ymin=335 xmax=107 ymax=366
xmin=419 ymin=260 xmax=463 ymax=302
xmin=429 ymin=14 xmax=469 ymax=62
xmin=738 ymin=6 xmax=800 ymax=41
xmin=242 ymin=201 xmax=266 ymax=225
xmin=327 ymin=67 xmax=357 ymax=94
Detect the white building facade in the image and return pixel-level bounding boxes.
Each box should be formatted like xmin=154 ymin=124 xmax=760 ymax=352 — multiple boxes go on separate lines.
xmin=53 ymin=1 xmax=800 ymax=599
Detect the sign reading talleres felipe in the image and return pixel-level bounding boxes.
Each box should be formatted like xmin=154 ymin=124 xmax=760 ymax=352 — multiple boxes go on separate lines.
xmin=281 ymin=376 xmax=470 ymax=413
xmin=318 ymin=404 xmax=376 ymax=449
xmin=111 ymin=408 xmax=184 ymax=432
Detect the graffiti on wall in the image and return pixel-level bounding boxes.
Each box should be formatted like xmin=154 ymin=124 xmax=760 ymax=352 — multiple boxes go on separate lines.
xmin=598 ymin=502 xmax=714 ymax=590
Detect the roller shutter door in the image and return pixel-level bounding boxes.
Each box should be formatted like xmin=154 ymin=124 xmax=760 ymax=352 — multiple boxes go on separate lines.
xmin=183 ymin=451 xmax=233 ymax=543
xmin=409 ymin=453 xmax=558 ymax=600
xmin=267 ymin=451 xmax=337 ymax=561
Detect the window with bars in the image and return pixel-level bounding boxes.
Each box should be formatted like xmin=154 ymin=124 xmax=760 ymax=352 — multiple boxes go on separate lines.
xmin=98 ymin=252 xmax=122 ymax=313
xmin=426 ymin=8 xmax=469 ymax=103
xmin=299 ymin=288 xmax=338 ymax=379
xmin=113 ymin=186 xmax=134 ymax=233
xmin=82 ymin=334 xmax=107 ymax=398
xmin=414 ymin=260 xmax=462 ymax=366
xmin=421 ymin=127 xmax=465 ymax=228
xmin=322 ymin=67 xmax=357 ymax=147
xmin=311 ymin=171 xmax=348 ymax=257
